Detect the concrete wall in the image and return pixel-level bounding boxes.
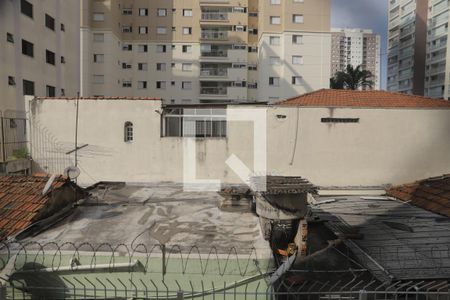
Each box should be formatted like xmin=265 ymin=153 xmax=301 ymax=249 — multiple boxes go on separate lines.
xmin=28 ymin=98 xmax=450 ymax=187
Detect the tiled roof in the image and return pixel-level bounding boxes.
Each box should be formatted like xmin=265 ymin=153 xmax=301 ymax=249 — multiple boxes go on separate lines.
xmin=35 ymin=96 xmax=161 ymax=101
xmin=277 ymin=89 xmax=450 ymax=108
xmin=0 ymin=175 xmax=68 ymax=240
xmin=386 ymin=175 xmax=450 ymax=217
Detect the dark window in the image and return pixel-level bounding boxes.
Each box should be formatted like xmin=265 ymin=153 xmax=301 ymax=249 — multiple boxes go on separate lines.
xmin=45 ymin=14 xmax=55 ymax=30
xmin=8 ymin=76 xmax=16 ymax=86
xmin=61 ymin=88 xmax=65 ymax=96
xmin=46 ymin=85 xmax=56 ymax=97
xmin=124 ymin=122 xmax=133 ymax=142
xmin=23 ymin=80 xmax=35 ymax=95
xmin=61 ymin=23 xmax=65 ymax=31
xmin=21 ymin=0 xmax=33 ymax=18
xmin=22 ymin=39 xmax=34 ymax=57
xmin=46 ymin=50 xmax=55 ymax=65
xmin=321 ymin=118 xmax=360 ymax=123
xmin=6 ymin=33 xmax=14 ymax=43
xmin=61 ymin=56 xmax=65 ymax=64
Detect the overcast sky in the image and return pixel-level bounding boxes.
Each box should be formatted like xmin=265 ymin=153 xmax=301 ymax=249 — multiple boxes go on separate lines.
xmin=331 ymin=0 xmax=388 ymax=89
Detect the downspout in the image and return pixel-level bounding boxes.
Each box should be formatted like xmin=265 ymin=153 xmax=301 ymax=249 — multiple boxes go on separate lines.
xmin=289 ymin=107 xmax=300 ymax=165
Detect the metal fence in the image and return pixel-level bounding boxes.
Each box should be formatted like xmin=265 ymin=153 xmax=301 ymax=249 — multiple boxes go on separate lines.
xmin=0 ymin=111 xmax=28 ymax=163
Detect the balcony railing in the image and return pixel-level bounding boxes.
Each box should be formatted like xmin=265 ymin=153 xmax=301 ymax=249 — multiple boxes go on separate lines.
xmin=200 ymin=87 xmax=228 ymax=95
xmin=201 ymin=12 xmax=228 ymax=21
xmin=201 ymin=31 xmax=228 ymax=40
xmin=201 ymin=51 xmax=228 ymax=58
xmin=200 ymin=68 xmax=228 ymax=76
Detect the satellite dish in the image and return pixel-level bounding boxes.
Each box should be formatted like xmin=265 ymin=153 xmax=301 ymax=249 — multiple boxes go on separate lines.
xmin=64 ymin=166 xmax=81 ymax=180
xmin=42 ymin=174 xmax=57 ymax=195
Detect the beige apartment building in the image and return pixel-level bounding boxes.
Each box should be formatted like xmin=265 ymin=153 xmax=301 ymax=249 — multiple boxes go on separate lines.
xmin=0 ymin=0 xmax=80 ymax=113
xmin=81 ymin=0 xmax=331 ymax=104
xmin=331 ymin=28 xmax=380 ymax=89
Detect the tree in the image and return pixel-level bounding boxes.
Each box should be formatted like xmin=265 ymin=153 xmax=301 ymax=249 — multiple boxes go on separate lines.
xmin=330 ymin=65 xmax=374 ymax=90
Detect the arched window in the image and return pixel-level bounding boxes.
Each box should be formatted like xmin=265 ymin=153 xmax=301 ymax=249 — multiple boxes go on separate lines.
xmin=124 ymin=121 xmax=133 ymax=142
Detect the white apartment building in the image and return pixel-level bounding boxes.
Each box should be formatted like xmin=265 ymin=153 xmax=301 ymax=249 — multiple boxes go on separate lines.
xmin=331 ymin=28 xmax=381 ymax=89
xmin=81 ymin=0 xmax=331 ymax=104
xmin=0 ymin=0 xmax=80 ymax=113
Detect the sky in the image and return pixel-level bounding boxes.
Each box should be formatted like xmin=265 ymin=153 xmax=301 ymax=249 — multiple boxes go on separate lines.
xmin=331 ymin=0 xmax=388 ymax=89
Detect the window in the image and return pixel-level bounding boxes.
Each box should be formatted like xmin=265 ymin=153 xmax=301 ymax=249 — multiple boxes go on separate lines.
xmin=157 ymin=27 xmax=167 ymax=34
xmin=45 ymin=14 xmax=55 ymax=30
xmin=138 ymin=81 xmax=147 ymax=89
xmin=271 ymin=0 xmax=281 ymax=4
xmin=8 ymin=76 xmax=16 ymax=86
xmin=270 ymin=56 xmax=281 ymax=65
xmin=270 ymin=16 xmax=281 ymax=25
xmin=22 ymin=39 xmax=34 ymax=57
xmin=156 ymin=81 xmax=166 ymax=89
xmin=94 ymin=54 xmax=104 ymax=63
xmin=292 ymin=34 xmax=303 ymax=44
xmin=292 ymin=55 xmax=303 ymax=65
xmin=269 ymin=77 xmax=280 ymax=86
xmin=157 ymin=8 xmax=167 ymax=16
xmin=61 ymin=23 xmax=65 ymax=31
xmin=321 ymin=118 xmax=359 ymax=123
xmin=182 ymin=45 xmax=192 ymax=53
xmin=182 ymin=81 xmax=192 ymax=90
xmin=139 ymin=26 xmax=148 ymax=34
xmin=122 ymin=81 xmax=132 ymax=87
xmin=248 ymin=46 xmax=258 ymax=52
xmin=292 ymin=76 xmax=302 ymax=85
xmin=293 ymin=14 xmax=304 ymax=23
xmin=156 ymin=63 xmax=166 ymax=71
xmin=249 ymin=12 xmax=258 ymax=17
xmin=122 ymin=63 xmax=132 ymax=69
xmin=248 ymin=64 xmax=257 ymax=71
xmin=137 ymin=44 xmax=147 ymax=52
xmin=21 ymin=0 xmax=33 ymax=18
xmin=124 ymin=122 xmax=133 ymax=142
xmin=46 ymin=85 xmax=56 ymax=97
xmin=138 ymin=63 xmax=148 ymax=71
xmin=139 ymin=8 xmax=148 ymax=16
xmin=23 ymin=80 xmax=35 ymax=95
xmin=123 ymin=43 xmax=133 ymax=51
xmin=61 ymin=56 xmax=65 ymax=64
xmin=294 ymin=0 xmax=304 ymax=2
xmin=183 ymin=27 xmax=192 ymax=35
xmin=157 ymin=45 xmax=166 ymax=53
xmin=46 ymin=50 xmax=55 ymax=65
xmin=182 ymin=63 xmax=193 ymax=71
xmin=94 ymin=33 xmax=104 ymax=42
xmin=122 ymin=8 xmax=132 ymax=15
xmin=6 ymin=33 xmax=14 ymax=43
xmin=61 ymin=89 xmax=65 ymax=96
xmin=93 ymin=13 xmax=105 ymax=21
xmin=93 ymin=75 xmax=104 ymax=84
xmin=269 ymin=36 xmax=280 ymax=45
xmin=183 ymin=9 xmax=193 ymax=17
xmin=123 ymin=26 xmax=133 ymax=33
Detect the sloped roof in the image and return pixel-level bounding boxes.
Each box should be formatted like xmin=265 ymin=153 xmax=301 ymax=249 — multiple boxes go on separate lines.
xmin=386 ymin=175 xmax=450 ymax=217
xmin=0 ymin=175 xmax=68 ymax=240
xmin=277 ymin=89 xmax=450 ymax=108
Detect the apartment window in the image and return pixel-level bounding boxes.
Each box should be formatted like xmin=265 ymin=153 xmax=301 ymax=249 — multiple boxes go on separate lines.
xmin=61 ymin=23 xmax=65 ymax=31
xmin=138 ymin=81 xmax=147 ymax=89
xmin=269 ymin=77 xmax=280 ymax=86
xmin=270 ymin=56 xmax=281 ymax=65
xmin=45 ymin=14 xmax=55 ymax=31
xmin=6 ymin=33 xmax=14 ymax=43
xmin=94 ymin=33 xmax=104 ymax=42
xmin=123 ymin=43 xmax=133 ymax=51
xmin=157 ymin=27 xmax=167 ymax=34
xmin=292 ymin=35 xmax=303 ymax=44
xmin=234 ymin=7 xmax=246 ymax=13
xmin=94 ymin=54 xmax=104 ymax=63
xmin=122 ymin=8 xmax=132 ymax=15
xmin=248 ymin=65 xmax=257 ymax=71
xmin=124 ymin=122 xmax=133 ymax=142
xmin=156 ymin=63 xmax=166 ymax=71
xmin=8 ymin=76 xmax=16 ymax=86
xmin=61 ymin=56 xmax=65 ymax=64
xmin=139 ymin=26 xmax=148 ymax=34
xmin=156 ymin=81 xmax=166 ymax=89
xmin=249 ymin=12 xmax=258 ymax=17
xmin=292 ymin=55 xmax=303 ymax=64
xmin=23 ymin=80 xmax=35 ymax=95
xmin=269 ymin=36 xmax=280 ymax=45
xmin=292 ymin=76 xmax=302 ymax=85
xmin=157 ymin=8 xmax=167 ymax=16
xmin=93 ymin=75 xmax=104 ymax=84
xmin=122 ymin=63 xmax=132 ymax=69
xmin=183 ymin=9 xmax=193 ymax=17
xmin=182 ymin=81 xmax=192 ymax=90
xmin=137 ymin=44 xmax=147 ymax=52
xmin=172 ymin=45 xmax=176 ymax=50
xmin=248 ymin=46 xmax=258 ymax=52
xmin=182 ymin=63 xmax=193 ymax=71
xmin=171 ymin=81 xmax=176 ymax=86
xmin=46 ymin=50 xmax=55 ymax=65
xmin=46 ymin=85 xmax=56 ymax=97
xmin=139 ymin=8 xmax=148 ymax=16
xmin=21 ymin=0 xmax=33 ymax=18
xmin=138 ymin=63 xmax=148 ymax=71
xmin=61 ymin=89 xmax=65 ymax=96
xmin=182 ymin=45 xmax=192 ymax=53
xmin=171 ymin=63 xmax=176 ymax=68
xmin=93 ymin=13 xmax=105 ymax=21
xmin=293 ymin=14 xmax=304 ymax=23
xmin=172 ymin=26 xmax=176 ymax=32
xmin=157 ymin=45 xmax=167 ymax=53
xmin=321 ymin=118 xmax=359 ymax=123
xmin=271 ymin=0 xmax=281 ymax=4
xmin=22 ymin=39 xmax=34 ymax=57
xmin=123 ymin=26 xmax=133 ymax=33
xmin=270 ymin=16 xmax=281 ymax=25
xmin=183 ymin=27 xmax=192 ymax=35
xmin=122 ymin=81 xmax=132 ymax=87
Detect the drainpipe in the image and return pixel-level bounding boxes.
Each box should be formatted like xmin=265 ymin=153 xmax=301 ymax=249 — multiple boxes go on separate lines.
xmin=0 ymin=111 xmax=6 ymax=163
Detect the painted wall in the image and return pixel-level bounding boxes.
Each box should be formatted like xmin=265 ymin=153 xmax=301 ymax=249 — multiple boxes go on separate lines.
xmin=28 ymin=98 xmax=450 ymax=187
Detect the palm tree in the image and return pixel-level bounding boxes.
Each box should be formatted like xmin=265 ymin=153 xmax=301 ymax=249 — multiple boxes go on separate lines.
xmin=330 ymin=65 xmax=374 ymax=90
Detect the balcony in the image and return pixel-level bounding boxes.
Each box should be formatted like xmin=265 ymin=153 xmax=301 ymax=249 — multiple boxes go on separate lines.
xmin=201 ymin=51 xmax=228 ymax=58
xmin=201 ymin=30 xmax=228 ymax=40
xmin=201 ymin=12 xmax=229 ymax=21
xmin=200 ymin=68 xmax=228 ymax=77
xmin=200 ymin=87 xmax=228 ymax=95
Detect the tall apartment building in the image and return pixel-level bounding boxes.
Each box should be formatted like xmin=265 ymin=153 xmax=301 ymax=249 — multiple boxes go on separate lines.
xmin=0 ymin=0 xmax=80 ymax=112
xmin=330 ymin=28 xmax=381 ymax=89
xmin=81 ymin=0 xmax=331 ymax=104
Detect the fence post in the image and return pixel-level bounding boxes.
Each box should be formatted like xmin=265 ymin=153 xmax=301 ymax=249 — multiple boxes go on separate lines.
xmin=359 ymin=290 xmax=367 ymax=300
xmin=177 ymin=290 xmax=184 ymax=300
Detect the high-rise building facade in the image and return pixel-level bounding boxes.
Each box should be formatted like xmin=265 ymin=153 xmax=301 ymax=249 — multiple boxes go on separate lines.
xmin=331 ymin=28 xmax=381 ymax=89
xmin=0 ymin=0 xmax=80 ymax=112
xmin=81 ymin=0 xmax=331 ymax=104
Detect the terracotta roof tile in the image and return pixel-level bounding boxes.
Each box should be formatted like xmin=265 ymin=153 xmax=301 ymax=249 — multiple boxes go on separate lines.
xmin=277 ymin=89 xmax=450 ymax=108
xmin=386 ymin=175 xmax=450 ymax=217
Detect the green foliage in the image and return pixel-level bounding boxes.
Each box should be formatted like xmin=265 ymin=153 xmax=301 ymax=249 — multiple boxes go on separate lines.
xmin=11 ymin=147 xmax=29 ymax=160
xmin=330 ymin=64 xmax=374 ymax=90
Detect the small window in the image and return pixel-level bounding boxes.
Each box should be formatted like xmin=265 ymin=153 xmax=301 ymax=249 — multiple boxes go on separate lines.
xmin=8 ymin=76 xmax=16 ymax=86
xmin=61 ymin=56 xmax=66 ymax=64
xmin=156 ymin=81 xmax=166 ymax=89
xmin=122 ymin=81 xmax=132 ymax=87
xmin=157 ymin=45 xmax=167 ymax=53
xmin=94 ymin=54 xmax=104 ymax=63
xmin=321 ymin=118 xmax=360 ymax=123
xmin=122 ymin=26 xmax=133 ymax=33
xmin=157 ymin=27 xmax=167 ymax=34
xmin=292 ymin=76 xmax=302 ymax=85
xmin=46 ymin=85 xmax=56 ymax=97
xmin=182 ymin=81 xmax=192 ymax=90
xmin=182 ymin=63 xmax=193 ymax=71
xmin=270 ymin=36 xmax=280 ymax=45
xmin=6 ymin=33 xmax=14 ymax=43
xmin=292 ymin=35 xmax=303 ymax=44
xmin=138 ymin=81 xmax=147 ymax=89
xmin=183 ymin=27 xmax=192 ymax=35
xmin=93 ymin=75 xmax=104 ymax=84
xmin=137 ymin=44 xmax=147 ymax=52
xmin=292 ymin=55 xmax=303 ymax=65
xmin=124 ymin=122 xmax=133 ymax=142
xmin=93 ymin=13 xmax=105 ymax=21
xmin=183 ymin=9 xmax=193 ymax=17
xmin=271 ymin=0 xmax=281 ymax=4
xmin=139 ymin=26 xmax=148 ymax=34
xmin=22 ymin=39 xmax=34 ymax=57
xmin=270 ymin=16 xmax=281 ymax=25
xmin=293 ymin=14 xmax=304 ymax=23
xmin=46 ymin=50 xmax=55 ymax=65
xmin=94 ymin=33 xmax=104 ymax=42
xmin=269 ymin=77 xmax=280 ymax=86
xmin=138 ymin=63 xmax=148 ymax=71
xmin=122 ymin=8 xmax=132 ymax=15
xmin=270 ymin=56 xmax=281 ymax=65
xmin=182 ymin=45 xmax=192 ymax=53
xmin=61 ymin=23 xmax=65 ymax=31
xmin=157 ymin=8 xmax=167 ymax=16
xmin=21 ymin=0 xmax=33 ymax=18
xmin=156 ymin=63 xmax=166 ymax=71
xmin=139 ymin=8 xmax=148 ymax=16
xmin=45 ymin=14 xmax=55 ymax=30
xmin=23 ymin=80 xmax=35 ymax=95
